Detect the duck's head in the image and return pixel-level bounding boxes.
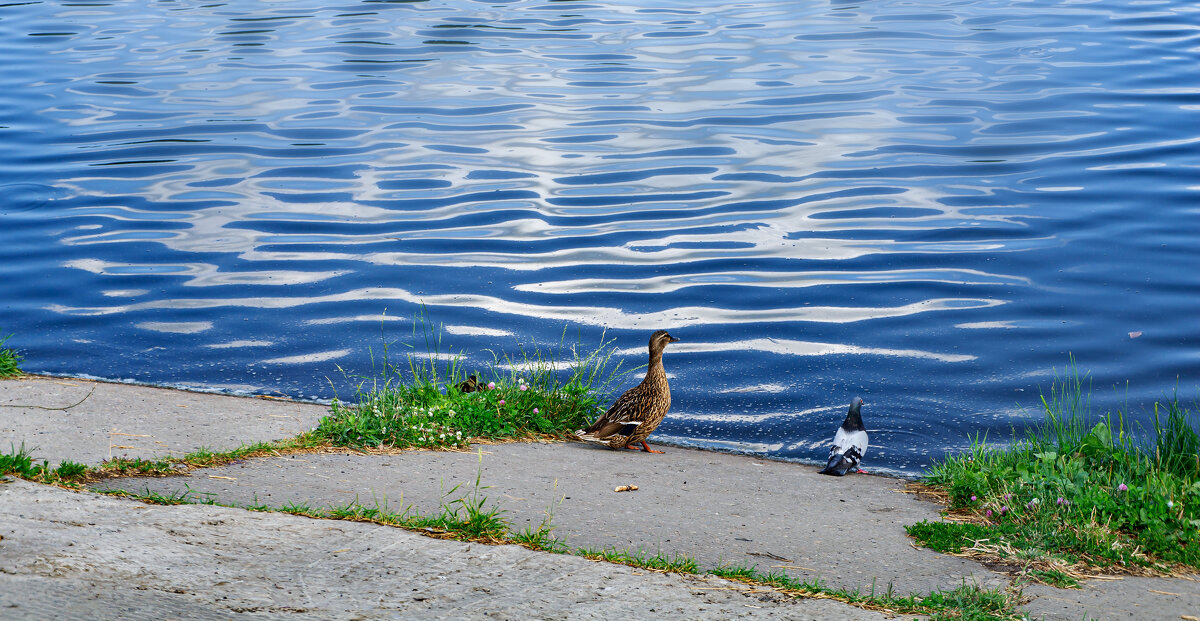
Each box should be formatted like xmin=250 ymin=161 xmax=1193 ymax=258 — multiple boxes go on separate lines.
xmin=649 ymin=330 xmax=679 ymax=353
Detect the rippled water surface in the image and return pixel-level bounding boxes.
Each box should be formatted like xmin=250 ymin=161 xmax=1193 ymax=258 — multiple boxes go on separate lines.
xmin=2 ymin=0 xmax=1198 ymax=474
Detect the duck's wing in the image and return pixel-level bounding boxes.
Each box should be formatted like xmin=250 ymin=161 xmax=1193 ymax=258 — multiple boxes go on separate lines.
xmin=595 ymin=385 xmax=648 ymax=425
xmin=576 ymin=384 xmax=646 ymax=440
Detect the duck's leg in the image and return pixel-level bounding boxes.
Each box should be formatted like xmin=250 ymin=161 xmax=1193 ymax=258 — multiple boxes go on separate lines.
xmin=626 ymin=441 xmax=664 ymax=454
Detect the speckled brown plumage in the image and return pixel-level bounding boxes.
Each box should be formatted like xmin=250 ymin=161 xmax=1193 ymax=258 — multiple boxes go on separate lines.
xmin=576 ymin=330 xmax=678 ymax=453
xmin=456 ymin=375 xmax=480 ymax=393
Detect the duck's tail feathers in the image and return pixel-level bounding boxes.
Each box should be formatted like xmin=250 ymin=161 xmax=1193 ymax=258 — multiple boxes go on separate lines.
xmin=575 ymin=421 xmax=642 ymax=444
xmin=574 ymin=430 xmax=607 ymax=444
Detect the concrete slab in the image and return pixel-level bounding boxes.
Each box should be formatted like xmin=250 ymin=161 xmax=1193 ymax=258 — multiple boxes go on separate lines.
xmin=4 ymin=376 xmax=1200 ymax=620
xmin=94 ymin=442 xmax=1004 ymax=598
xmin=0 ymin=478 xmax=894 ymax=620
xmin=1022 ymin=578 xmax=1200 ymax=621
xmin=0 ymin=375 xmax=325 ymax=465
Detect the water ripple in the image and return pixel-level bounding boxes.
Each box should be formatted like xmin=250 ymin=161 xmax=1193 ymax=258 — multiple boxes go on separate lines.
xmin=2 ymin=0 xmax=1198 ymax=473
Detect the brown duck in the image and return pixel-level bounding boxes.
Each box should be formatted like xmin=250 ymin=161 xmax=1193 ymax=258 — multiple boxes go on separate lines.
xmin=456 ymin=375 xmax=480 ymax=393
xmin=575 ymin=330 xmax=678 ymax=453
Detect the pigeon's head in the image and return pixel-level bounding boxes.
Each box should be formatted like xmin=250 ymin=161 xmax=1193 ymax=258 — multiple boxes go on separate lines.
xmin=844 ymin=397 xmax=866 ymax=430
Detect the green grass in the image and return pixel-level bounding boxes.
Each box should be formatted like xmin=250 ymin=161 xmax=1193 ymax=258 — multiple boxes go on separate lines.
xmin=911 ymin=365 xmax=1200 ymax=581
xmin=575 ymin=546 xmax=701 ymax=573
xmin=92 ymin=435 xmax=328 ymax=479
xmin=313 ymin=313 xmax=627 ymax=450
xmin=0 ymin=443 xmax=88 ymax=485
xmin=98 ymin=450 xmax=540 ymax=546
xmin=709 ymin=564 xmax=1024 ymax=620
xmin=0 ymin=318 xmax=626 ymax=486
xmin=0 ymin=434 xmax=331 ymax=487
xmin=0 ymin=332 xmax=22 ymax=378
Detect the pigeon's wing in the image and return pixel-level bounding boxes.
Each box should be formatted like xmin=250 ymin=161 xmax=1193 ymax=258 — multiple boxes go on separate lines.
xmin=844 ymin=428 xmax=868 ymax=460
xmin=820 ymin=427 xmax=868 ymax=475
xmin=828 ymin=427 xmax=850 ymax=456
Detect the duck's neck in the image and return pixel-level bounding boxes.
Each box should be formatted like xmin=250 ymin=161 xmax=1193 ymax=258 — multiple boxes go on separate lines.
xmin=642 ymin=349 xmax=668 ymax=386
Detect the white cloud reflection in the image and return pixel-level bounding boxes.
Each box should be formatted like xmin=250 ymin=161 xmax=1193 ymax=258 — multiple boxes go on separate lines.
xmin=619 ymin=338 xmax=974 ymax=363
xmin=50 ymin=286 xmax=1000 ymax=334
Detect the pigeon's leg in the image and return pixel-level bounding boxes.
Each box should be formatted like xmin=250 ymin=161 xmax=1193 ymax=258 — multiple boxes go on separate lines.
xmin=626 ymin=441 xmax=665 ymax=454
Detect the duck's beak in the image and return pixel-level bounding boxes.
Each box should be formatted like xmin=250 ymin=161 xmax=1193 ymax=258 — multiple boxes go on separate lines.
xmin=669 ymin=335 xmax=679 ymax=343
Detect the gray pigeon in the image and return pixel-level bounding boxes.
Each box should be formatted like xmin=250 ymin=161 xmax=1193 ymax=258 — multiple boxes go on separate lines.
xmin=818 ymin=397 xmax=868 ymax=476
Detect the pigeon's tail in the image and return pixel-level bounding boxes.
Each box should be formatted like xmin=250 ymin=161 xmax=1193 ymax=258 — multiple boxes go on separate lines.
xmin=819 ymin=449 xmax=862 ymax=476
xmin=818 ymin=455 xmax=849 ymax=476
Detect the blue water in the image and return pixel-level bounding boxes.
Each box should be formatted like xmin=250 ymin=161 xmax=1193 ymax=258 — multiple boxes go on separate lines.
xmin=1 ymin=0 xmax=1197 ymax=475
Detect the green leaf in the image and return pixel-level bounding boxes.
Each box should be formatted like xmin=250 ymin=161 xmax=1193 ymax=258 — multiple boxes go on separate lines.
xmin=1035 ymin=451 xmax=1058 ymax=463
xmin=1078 ymin=422 xmax=1111 ymax=459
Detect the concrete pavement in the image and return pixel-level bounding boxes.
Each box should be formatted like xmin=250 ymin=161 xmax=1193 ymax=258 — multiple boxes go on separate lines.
xmin=4 ymin=375 xmax=1199 ymax=620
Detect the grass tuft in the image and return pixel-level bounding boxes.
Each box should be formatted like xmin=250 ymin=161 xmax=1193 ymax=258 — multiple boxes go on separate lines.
xmin=313 ymin=312 xmax=626 ymax=450
xmin=709 ymin=563 xmax=1025 ymax=620
xmin=0 ymin=332 xmax=22 ymax=378
xmin=412 ymin=450 xmax=510 ymax=541
xmin=512 ymin=480 xmax=567 ymax=552
xmin=575 ymin=546 xmax=700 ymax=573
xmin=0 ymin=443 xmax=90 ymax=486
xmin=914 ymin=362 xmax=1200 ymax=582
xmin=0 ymin=443 xmax=39 ymax=478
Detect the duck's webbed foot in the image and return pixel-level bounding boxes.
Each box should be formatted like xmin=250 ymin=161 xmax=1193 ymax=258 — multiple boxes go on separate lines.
xmin=626 ymin=441 xmax=664 ymax=454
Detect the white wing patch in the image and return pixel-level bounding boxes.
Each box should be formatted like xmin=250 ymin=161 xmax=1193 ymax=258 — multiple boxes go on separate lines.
xmin=830 ymin=428 xmax=868 ymax=460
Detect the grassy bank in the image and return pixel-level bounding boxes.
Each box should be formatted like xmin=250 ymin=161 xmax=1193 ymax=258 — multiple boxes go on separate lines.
xmin=909 ymin=369 xmax=1200 ymax=584
xmin=0 ymin=332 xmax=21 ymax=378
xmin=0 ymin=320 xmax=627 ymax=483
xmin=312 ymin=320 xmax=626 ymax=450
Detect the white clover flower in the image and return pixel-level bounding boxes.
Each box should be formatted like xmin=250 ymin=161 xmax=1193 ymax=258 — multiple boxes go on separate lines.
xmin=1168 ymin=500 xmax=1174 ymax=508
